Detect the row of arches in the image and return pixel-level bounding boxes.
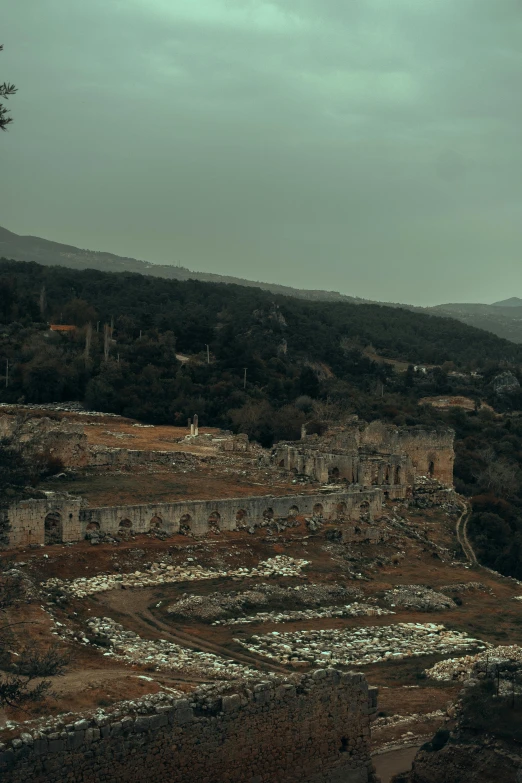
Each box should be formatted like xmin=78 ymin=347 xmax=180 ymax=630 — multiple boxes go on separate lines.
xmin=45 ymin=498 xmax=375 ymax=544
xmin=326 ymin=464 xmax=404 ymax=485
xmin=84 ymin=515 xmax=164 ymax=537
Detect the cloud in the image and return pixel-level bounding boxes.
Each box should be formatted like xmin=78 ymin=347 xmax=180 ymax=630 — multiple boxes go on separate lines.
xmin=1 ymin=0 xmax=521 ymax=305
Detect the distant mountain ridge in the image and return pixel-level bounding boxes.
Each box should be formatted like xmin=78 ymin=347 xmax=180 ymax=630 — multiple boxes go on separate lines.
xmin=0 ymin=225 xmax=366 ymax=305
xmin=1 ymin=225 xmax=520 ymax=343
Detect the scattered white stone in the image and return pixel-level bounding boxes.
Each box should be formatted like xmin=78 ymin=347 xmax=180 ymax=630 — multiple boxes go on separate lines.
xmin=425 ymin=645 xmax=522 ymax=681
xmin=216 ymin=603 xmax=393 ymax=626
xmin=42 ymin=555 xmax=309 ymax=599
xmin=237 ymin=623 xmax=486 ymax=666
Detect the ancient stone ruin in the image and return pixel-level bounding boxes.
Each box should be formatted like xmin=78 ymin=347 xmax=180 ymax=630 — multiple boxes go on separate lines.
xmin=272 ymin=418 xmax=454 ymax=494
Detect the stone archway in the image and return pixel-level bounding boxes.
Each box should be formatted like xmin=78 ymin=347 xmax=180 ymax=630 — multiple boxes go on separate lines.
xmin=360 ymin=501 xmax=370 ymax=521
xmin=85 ymin=521 xmax=100 ymax=538
xmin=336 ymin=502 xmax=347 ymax=519
xmin=179 ymin=514 xmax=192 ymax=535
xmin=329 ymin=466 xmax=340 ymax=482
xmin=119 ymin=518 xmax=132 ymax=529
xmin=150 ymin=515 xmax=163 ymax=530
xmin=313 ymin=503 xmax=324 ymax=518
xmin=287 ymin=505 xmax=299 ymax=519
xmin=208 ymin=511 xmax=221 ymax=532
xmin=236 ymin=509 xmax=247 ymax=527
xmin=263 ymin=508 xmax=274 ymax=521
xmin=44 ymin=511 xmax=63 ymax=545
xmin=394 ymin=466 xmax=401 ymax=485
xmin=428 ymin=460 xmax=435 ymax=477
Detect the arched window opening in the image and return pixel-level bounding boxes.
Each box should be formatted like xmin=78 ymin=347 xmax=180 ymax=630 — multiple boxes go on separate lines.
xmin=263 ymin=507 xmax=274 ymax=520
xmin=235 ymin=509 xmax=247 ymax=526
xmin=179 ymin=514 xmax=192 ymax=535
xmin=336 ymin=502 xmax=347 ymax=519
xmin=208 ymin=511 xmax=221 ymax=531
xmin=360 ymin=500 xmax=370 ymax=521
xmin=394 ymin=465 xmax=401 ymax=485
xmin=86 ymin=521 xmax=100 ymax=532
xmin=428 ymin=461 xmax=435 ymax=477
xmin=44 ymin=512 xmax=63 ymax=545
xmin=288 ymin=505 xmax=299 ymax=518
xmin=119 ymin=518 xmax=132 ymax=529
xmin=329 ymin=466 xmax=340 ymax=482
xmin=313 ymin=503 xmax=324 ymax=518
xmin=278 ymin=459 xmax=285 ymax=468
xmin=383 ymin=466 xmax=390 ymax=485
xmin=150 ymin=515 xmax=163 ymax=530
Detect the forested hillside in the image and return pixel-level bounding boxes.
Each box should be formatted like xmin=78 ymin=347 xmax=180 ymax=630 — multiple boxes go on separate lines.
xmin=1 ymin=257 xmax=522 ymax=579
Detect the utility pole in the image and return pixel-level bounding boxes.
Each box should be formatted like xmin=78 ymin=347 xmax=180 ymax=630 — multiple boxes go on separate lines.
xmin=243 ymin=368 xmax=247 ymax=389
xmin=85 ymin=322 xmax=92 ymax=367
xmin=5 ymin=359 xmax=8 ymax=388
xmin=96 ymin=321 xmax=100 ymax=333
xmin=103 ymin=323 xmax=110 ymax=362
xmin=206 ymin=344 xmax=210 ymax=364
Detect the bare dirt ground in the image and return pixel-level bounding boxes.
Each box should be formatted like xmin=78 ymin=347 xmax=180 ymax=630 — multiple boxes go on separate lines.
xmin=3 ymin=502 xmax=522 ymax=749
xmin=3 ymin=411 xmax=521 ymax=750
xmin=37 ymin=411 xmax=312 ymax=505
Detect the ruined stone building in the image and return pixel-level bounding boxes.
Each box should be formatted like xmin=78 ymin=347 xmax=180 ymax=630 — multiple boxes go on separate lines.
xmin=272 ymin=418 xmax=454 ymax=498
xmin=1 ymin=410 xmax=454 ymax=550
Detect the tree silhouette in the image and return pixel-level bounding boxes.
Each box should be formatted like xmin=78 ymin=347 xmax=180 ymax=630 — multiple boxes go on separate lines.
xmin=0 ymin=45 xmax=17 ymax=131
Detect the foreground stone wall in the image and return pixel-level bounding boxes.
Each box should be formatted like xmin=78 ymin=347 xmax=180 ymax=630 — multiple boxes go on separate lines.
xmin=0 ymin=670 xmax=378 ymax=783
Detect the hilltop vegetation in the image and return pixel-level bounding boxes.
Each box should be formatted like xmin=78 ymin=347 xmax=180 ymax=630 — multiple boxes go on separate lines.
xmin=1 ymin=257 xmax=522 ymax=580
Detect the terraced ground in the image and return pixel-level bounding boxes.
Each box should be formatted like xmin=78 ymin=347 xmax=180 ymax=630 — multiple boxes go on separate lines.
xmin=3 ymin=498 xmax=522 ymax=757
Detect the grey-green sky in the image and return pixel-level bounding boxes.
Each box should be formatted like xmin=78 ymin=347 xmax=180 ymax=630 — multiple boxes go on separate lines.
xmin=2 ymin=0 xmax=521 ymax=305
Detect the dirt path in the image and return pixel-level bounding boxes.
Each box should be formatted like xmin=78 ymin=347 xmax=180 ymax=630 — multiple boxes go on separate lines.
xmin=97 ymin=589 xmax=291 ymax=675
xmin=456 ymin=502 xmax=477 ymax=565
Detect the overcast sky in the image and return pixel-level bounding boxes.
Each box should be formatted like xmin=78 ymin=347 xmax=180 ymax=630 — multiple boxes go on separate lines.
xmin=2 ymin=1 xmax=521 ymax=305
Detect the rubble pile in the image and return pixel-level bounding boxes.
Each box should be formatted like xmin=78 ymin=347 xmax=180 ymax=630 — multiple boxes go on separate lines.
xmin=42 ymin=556 xmax=309 ymax=599
xmin=425 ymin=645 xmax=522 ymax=682
xmin=166 ymin=583 xmax=363 ymax=623
xmin=383 ymin=585 xmax=456 ymax=611
xmin=216 ymin=603 xmax=393 ymax=626
xmin=439 ymin=582 xmax=489 ymax=594
xmin=237 ymin=623 xmax=486 ymax=666
xmin=79 ymin=617 xmax=259 ymax=680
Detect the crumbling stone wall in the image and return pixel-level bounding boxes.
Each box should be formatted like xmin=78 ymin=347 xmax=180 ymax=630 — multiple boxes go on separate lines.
xmin=4 ymin=489 xmax=383 ymax=548
xmin=4 ymin=495 xmax=83 ymax=548
xmin=0 ymin=412 xmax=89 ymax=468
xmin=274 ymin=419 xmax=454 ymax=491
xmin=0 ymin=670 xmax=378 ymax=783
xmin=80 ymin=489 xmax=384 ymax=539
xmin=88 ymin=446 xmax=197 ymax=468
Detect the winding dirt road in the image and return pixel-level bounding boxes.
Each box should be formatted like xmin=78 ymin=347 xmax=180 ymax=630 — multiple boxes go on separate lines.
xmin=456 ymin=502 xmax=477 ymax=565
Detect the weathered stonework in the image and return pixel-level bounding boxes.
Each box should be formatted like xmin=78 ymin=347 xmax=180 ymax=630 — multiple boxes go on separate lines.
xmin=273 ymin=419 xmax=454 ymax=495
xmin=0 ymin=670 xmax=378 ymax=783
xmin=4 ymin=494 xmax=83 ymax=548
xmin=3 ymin=489 xmax=383 ymax=547
xmin=0 ymin=412 xmax=89 ymax=467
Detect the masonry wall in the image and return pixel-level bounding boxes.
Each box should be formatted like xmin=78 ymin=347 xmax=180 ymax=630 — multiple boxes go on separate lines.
xmin=5 ymin=496 xmax=83 ymax=548
xmin=0 ymin=670 xmax=377 ymax=783
xmin=4 ymin=489 xmax=383 ymax=549
xmin=0 ymin=413 xmax=89 ymax=468
xmin=80 ymin=489 xmax=384 ymax=539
